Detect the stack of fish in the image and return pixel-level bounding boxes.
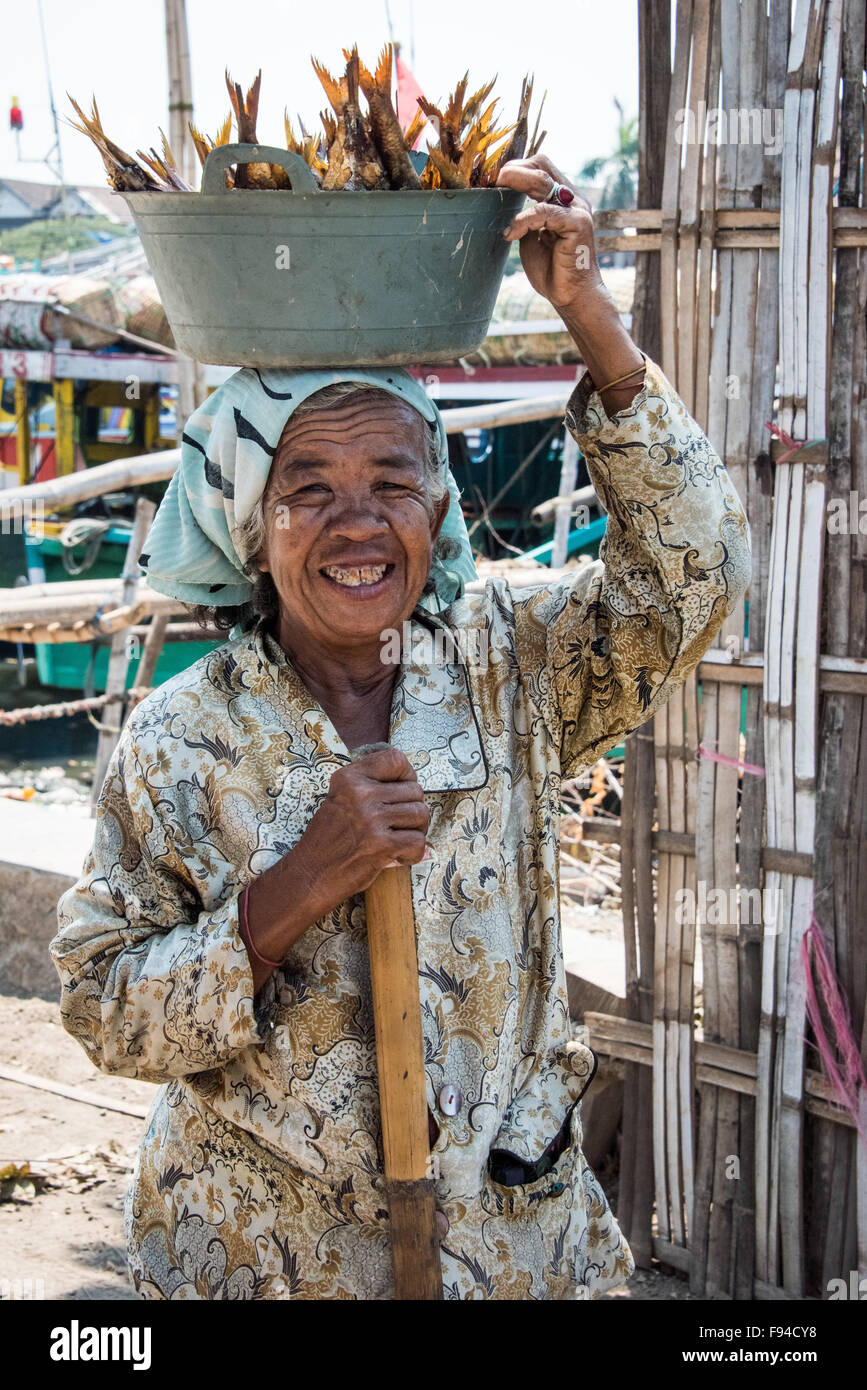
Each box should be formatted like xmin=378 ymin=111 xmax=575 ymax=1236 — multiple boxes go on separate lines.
xmin=69 ymin=43 xmax=545 ymax=195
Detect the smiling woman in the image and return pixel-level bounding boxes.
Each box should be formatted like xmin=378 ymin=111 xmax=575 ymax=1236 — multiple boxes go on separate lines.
xmin=50 ymin=153 xmax=751 ymax=1302
xmin=204 ymin=381 xmax=460 ymax=638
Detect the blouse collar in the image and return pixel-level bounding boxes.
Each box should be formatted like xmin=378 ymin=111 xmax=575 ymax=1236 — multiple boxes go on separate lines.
xmin=245 ymin=605 xmax=489 ymax=794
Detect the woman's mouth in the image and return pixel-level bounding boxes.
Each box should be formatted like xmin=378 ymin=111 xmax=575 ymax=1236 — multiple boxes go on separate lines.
xmin=320 ymin=563 xmax=395 ymax=595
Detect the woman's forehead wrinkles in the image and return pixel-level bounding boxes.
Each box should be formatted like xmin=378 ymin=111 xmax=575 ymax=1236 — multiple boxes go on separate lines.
xmin=274 ymin=405 xmax=427 ymax=474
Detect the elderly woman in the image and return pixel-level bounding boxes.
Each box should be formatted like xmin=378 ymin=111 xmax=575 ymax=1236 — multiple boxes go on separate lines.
xmin=51 ymin=155 xmax=750 ymax=1301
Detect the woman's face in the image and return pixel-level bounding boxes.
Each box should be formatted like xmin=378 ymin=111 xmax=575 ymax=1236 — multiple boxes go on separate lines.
xmin=257 ymin=393 xmax=451 ymax=655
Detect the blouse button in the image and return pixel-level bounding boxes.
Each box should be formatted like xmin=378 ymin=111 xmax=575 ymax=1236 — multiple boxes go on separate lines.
xmin=437 ymin=1083 xmax=462 ymax=1117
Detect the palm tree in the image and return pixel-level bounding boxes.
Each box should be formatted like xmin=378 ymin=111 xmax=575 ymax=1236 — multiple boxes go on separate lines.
xmin=578 ymin=99 xmax=638 ymax=209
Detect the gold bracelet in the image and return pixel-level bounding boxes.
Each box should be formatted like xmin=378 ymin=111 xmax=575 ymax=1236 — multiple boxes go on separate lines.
xmin=595 ymin=356 xmax=647 ymax=394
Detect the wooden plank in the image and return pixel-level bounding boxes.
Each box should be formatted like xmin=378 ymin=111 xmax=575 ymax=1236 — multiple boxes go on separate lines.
xmin=600 ymin=227 xmax=867 ymax=251
xmin=0 ymin=1063 xmax=149 ymax=1120
xmin=591 ymin=207 xmax=867 ymax=230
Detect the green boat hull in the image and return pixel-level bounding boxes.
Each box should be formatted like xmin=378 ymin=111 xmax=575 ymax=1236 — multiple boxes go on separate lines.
xmin=26 ymin=530 xmax=221 ymax=692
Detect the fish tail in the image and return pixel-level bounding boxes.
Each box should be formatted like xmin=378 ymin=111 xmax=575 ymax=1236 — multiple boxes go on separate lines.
xmin=403 ymin=107 xmax=425 ymax=150
xmin=158 ymin=127 xmax=177 ymax=169
xmin=224 ymin=70 xmax=241 ymax=124
xmin=188 ymin=123 xmax=214 ymax=170
xmin=344 ymin=46 xmax=360 ymax=109
xmin=284 ymin=109 xmax=299 ymax=152
xmin=245 ymin=71 xmax=262 ymax=127
xmin=528 ymin=90 xmax=547 ymax=155
xmin=374 ymin=43 xmax=393 ymax=94
xmin=312 ymin=57 xmax=344 ymax=114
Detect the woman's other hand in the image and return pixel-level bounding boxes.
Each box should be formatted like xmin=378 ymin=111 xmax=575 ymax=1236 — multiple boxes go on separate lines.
xmin=244 ymin=747 xmax=430 ymax=992
xmin=304 ymin=746 xmax=431 ymax=895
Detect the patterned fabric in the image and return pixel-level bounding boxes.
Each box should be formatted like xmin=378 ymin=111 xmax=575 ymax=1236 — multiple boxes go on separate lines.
xmin=51 ymin=357 xmax=751 ymax=1300
xmin=139 ymin=364 xmax=478 ymax=612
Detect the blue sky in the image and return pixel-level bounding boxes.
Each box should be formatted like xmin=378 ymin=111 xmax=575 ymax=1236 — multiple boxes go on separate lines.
xmin=3 ymin=0 xmax=638 ymax=189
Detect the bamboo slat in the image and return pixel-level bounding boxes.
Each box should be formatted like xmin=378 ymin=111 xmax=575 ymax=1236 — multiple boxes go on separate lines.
xmin=614 ymin=0 xmax=672 ymax=1269
xmin=652 ymin=0 xmax=721 ymax=1268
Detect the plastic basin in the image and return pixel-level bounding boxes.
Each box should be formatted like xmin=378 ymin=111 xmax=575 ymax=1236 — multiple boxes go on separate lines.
xmin=122 ymin=144 xmax=525 ymax=367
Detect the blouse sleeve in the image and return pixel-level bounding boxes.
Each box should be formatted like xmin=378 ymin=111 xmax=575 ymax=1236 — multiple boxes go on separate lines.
xmin=512 ymin=355 xmax=751 ymax=779
xmin=49 ymin=728 xmax=276 ymax=1084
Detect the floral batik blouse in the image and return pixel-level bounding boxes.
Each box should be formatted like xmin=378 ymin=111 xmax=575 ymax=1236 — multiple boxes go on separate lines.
xmin=51 ymin=357 xmax=751 ymax=1300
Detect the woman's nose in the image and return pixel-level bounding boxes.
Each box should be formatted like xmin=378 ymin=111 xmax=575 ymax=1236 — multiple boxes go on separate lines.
xmin=328 ymin=496 xmax=390 ymax=536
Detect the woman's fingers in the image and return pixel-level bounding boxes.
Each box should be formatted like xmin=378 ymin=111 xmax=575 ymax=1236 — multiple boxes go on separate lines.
xmin=503 ymin=200 xmax=593 ymax=243
xmin=495 ymin=153 xmax=572 ymax=199
xmin=378 ymin=801 xmax=430 ymax=831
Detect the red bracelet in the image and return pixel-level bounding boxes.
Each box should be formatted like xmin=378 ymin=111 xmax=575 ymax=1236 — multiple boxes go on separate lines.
xmin=240 ymin=883 xmax=282 ymax=969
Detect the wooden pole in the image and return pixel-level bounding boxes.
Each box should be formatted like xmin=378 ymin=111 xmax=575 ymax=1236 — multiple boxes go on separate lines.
xmin=349 ymin=743 xmax=442 ymax=1301
xmin=164 ymin=0 xmax=196 ymax=187
xmin=551 ymin=426 xmax=580 ymax=568
xmin=90 ymin=499 xmax=156 ymax=808
xmin=53 ymin=379 xmax=75 ymax=477
xmin=134 ymin=612 xmax=170 ymax=690
xmin=14 ymin=380 xmax=30 ymax=487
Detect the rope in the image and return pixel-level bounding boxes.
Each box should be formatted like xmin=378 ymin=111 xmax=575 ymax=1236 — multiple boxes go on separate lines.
xmin=0 ymin=687 xmax=151 ymax=726
xmin=59 ymin=517 xmax=113 ymax=576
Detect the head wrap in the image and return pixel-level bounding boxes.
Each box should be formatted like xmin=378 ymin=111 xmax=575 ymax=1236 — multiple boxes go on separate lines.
xmin=139 ymin=366 xmax=478 ymax=613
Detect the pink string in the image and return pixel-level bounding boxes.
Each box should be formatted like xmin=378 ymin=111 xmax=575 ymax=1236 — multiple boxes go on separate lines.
xmin=698 ymin=744 xmax=766 ymax=777
xmin=801 ymin=913 xmax=867 ymax=1149
xmin=764 ymin=421 xmax=827 ymax=465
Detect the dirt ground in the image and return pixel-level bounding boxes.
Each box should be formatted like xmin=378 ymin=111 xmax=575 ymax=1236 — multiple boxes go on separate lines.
xmin=0 ymin=992 xmax=691 ymax=1302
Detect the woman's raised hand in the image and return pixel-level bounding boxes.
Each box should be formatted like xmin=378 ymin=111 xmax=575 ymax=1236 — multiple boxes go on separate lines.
xmin=496 ymin=154 xmax=608 ymax=318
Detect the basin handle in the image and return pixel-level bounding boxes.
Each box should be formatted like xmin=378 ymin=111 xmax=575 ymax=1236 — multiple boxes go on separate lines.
xmin=201 ymin=143 xmax=321 ymax=196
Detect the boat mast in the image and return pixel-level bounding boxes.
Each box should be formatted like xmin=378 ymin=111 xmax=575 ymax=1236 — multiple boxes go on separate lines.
xmin=36 ymin=0 xmax=73 ymax=271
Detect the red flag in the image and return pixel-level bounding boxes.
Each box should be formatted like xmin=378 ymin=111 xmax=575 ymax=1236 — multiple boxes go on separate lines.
xmin=395 ymin=53 xmax=426 ymax=146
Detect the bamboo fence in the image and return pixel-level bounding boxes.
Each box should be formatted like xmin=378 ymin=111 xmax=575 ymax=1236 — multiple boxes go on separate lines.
xmin=584 ymin=0 xmax=867 ymax=1299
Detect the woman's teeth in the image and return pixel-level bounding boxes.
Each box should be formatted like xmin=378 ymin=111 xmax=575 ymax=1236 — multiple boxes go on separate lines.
xmin=322 ymin=564 xmax=388 ymax=587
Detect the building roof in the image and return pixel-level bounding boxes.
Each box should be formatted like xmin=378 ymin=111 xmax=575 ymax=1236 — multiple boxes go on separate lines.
xmin=74 ymin=186 xmax=134 ymax=224
xmin=0 ymin=178 xmax=63 ymax=213
xmin=0 ymin=179 xmax=133 ymax=224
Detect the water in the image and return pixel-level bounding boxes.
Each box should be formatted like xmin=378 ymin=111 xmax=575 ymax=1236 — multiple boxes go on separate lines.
xmin=0 ymin=656 xmax=96 ymax=804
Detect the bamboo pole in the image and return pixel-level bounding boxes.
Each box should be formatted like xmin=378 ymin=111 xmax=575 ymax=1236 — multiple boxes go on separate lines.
xmin=551 ymin=430 xmax=580 ymax=568
xmin=615 ymin=0 xmax=672 ymax=1271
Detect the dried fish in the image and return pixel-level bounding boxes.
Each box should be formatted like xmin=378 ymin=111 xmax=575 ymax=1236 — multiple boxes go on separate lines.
xmin=71 ymin=49 xmax=546 ymax=196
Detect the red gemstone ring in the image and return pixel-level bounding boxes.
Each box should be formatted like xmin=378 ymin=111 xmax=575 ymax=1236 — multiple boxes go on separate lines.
xmin=545 ymin=182 xmax=575 ymax=207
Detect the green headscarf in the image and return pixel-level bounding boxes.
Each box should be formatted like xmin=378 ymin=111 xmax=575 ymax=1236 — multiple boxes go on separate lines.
xmin=140 ymin=365 xmax=478 ymax=613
